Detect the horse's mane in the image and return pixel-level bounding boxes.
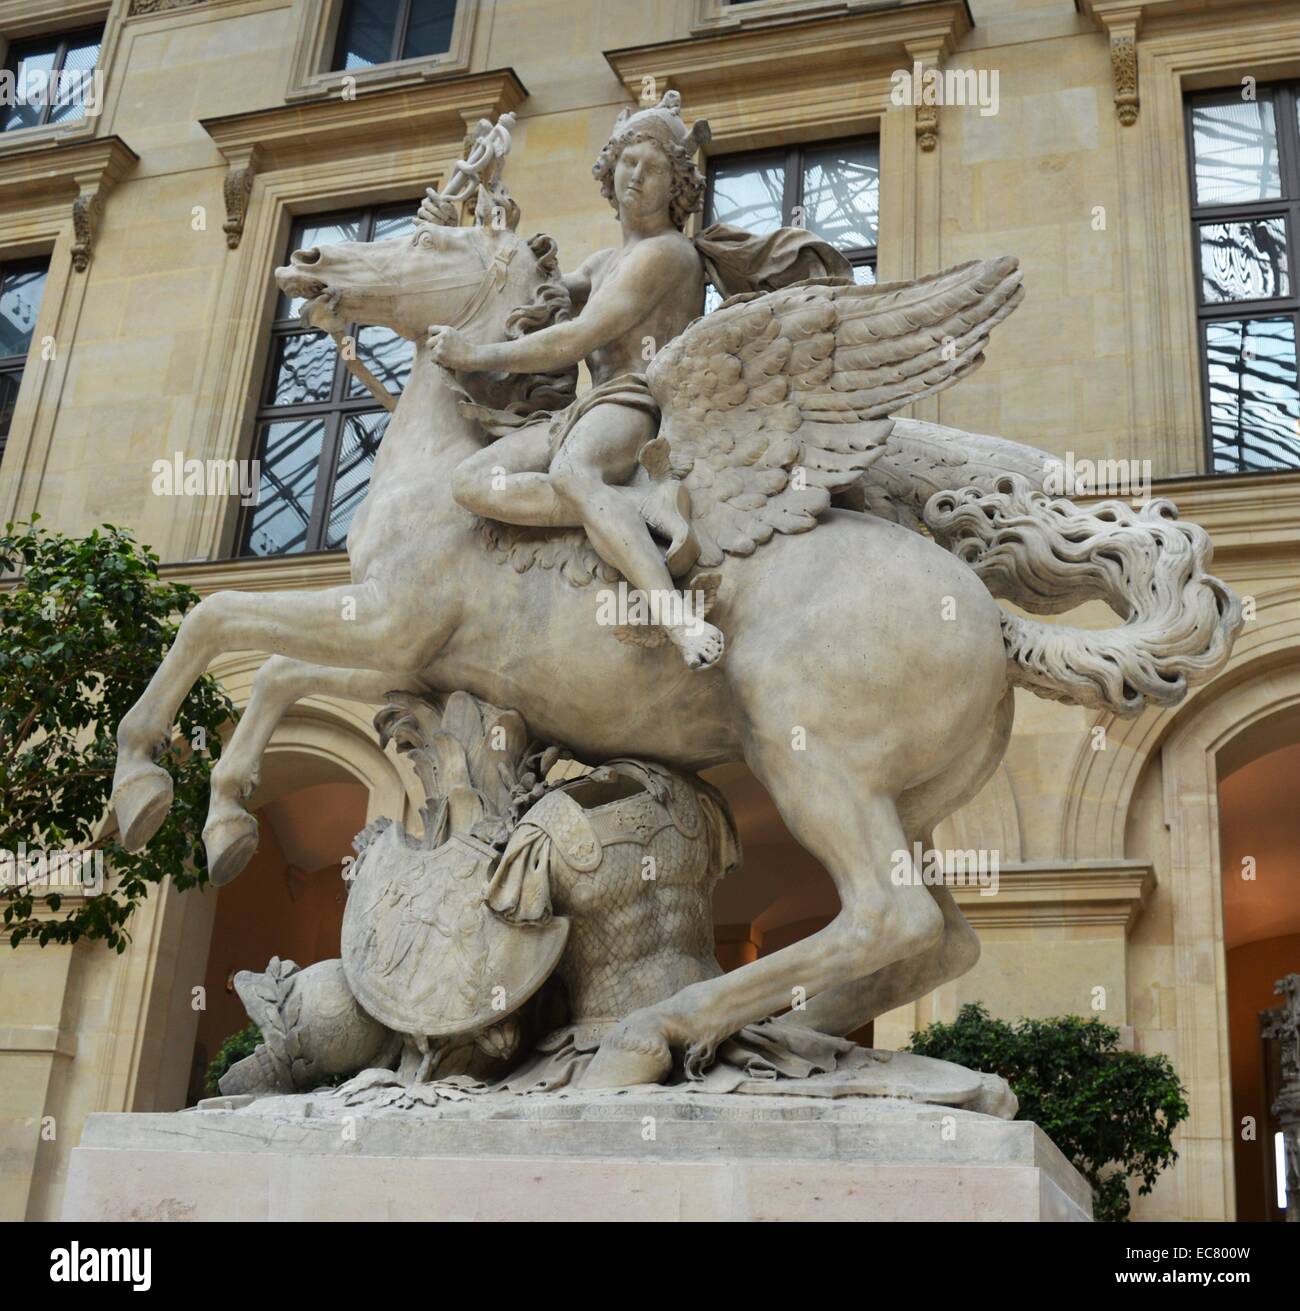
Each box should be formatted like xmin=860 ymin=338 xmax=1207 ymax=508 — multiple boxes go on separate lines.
xmin=463 ymin=233 xmax=579 ymax=417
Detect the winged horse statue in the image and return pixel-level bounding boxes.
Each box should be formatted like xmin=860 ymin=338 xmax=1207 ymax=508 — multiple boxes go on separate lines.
xmin=109 ymin=109 xmax=1240 ymax=1090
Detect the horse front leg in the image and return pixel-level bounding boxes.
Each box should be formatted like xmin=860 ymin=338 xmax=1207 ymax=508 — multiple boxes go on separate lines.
xmin=112 ymin=579 xmax=424 ymax=850
xmin=203 ymin=657 xmax=424 ymax=886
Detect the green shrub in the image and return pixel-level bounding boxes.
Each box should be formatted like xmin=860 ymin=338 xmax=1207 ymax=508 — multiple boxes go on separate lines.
xmin=205 ymin=1022 xmax=262 ymax=1096
xmin=907 ymin=1002 xmax=1189 ymax=1222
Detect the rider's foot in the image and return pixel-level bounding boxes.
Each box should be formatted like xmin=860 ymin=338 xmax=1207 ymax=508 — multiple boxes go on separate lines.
xmin=666 ymin=618 xmax=724 ymax=670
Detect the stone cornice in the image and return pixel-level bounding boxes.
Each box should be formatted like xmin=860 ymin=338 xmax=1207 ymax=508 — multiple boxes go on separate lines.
xmin=1119 ymin=471 xmax=1300 ymax=567
xmin=951 ymin=861 xmax=1155 ymax=930
xmin=199 ymin=67 xmax=529 ymax=174
xmin=0 ymin=135 xmax=138 ymax=209
xmin=605 ymin=2 xmax=972 ymax=146
xmin=0 ymin=135 xmax=138 ymax=270
xmin=1078 ymin=0 xmax=1274 ymax=34
xmin=1078 ymin=0 xmax=1292 ymax=125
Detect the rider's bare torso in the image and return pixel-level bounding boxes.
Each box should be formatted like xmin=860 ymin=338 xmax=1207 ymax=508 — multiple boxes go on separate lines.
xmin=566 ymin=236 xmax=705 ymax=384
xmin=429 ymin=133 xmax=725 ymax=669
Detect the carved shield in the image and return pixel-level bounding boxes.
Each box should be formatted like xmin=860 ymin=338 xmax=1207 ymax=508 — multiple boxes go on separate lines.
xmin=341 ymin=824 xmax=568 ymax=1040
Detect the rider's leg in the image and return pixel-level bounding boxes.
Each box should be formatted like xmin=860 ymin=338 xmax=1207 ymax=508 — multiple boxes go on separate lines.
xmin=451 ymin=424 xmax=571 ymax=527
xmin=552 ymin=407 xmax=725 ymax=670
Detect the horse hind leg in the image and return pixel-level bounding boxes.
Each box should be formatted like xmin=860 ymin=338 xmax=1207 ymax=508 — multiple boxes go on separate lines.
xmin=203 ymin=658 xmax=423 ymax=887
xmin=580 ymin=749 xmax=945 ymax=1089
xmin=793 ymin=689 xmax=1014 ymax=1039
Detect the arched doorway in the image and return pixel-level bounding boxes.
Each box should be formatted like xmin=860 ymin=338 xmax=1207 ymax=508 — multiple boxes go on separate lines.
xmin=1217 ymin=717 xmax=1300 ymax=1221
xmin=185 ymin=774 xmax=369 ymax=1105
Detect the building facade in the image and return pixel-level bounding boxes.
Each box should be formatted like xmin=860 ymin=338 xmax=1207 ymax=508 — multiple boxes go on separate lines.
xmin=1 ymin=0 xmax=1297 ymax=1222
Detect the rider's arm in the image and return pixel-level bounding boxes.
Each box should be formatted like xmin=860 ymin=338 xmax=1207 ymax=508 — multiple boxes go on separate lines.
xmin=560 ymin=251 xmax=603 ymax=310
xmin=473 ymin=241 xmax=675 ymax=374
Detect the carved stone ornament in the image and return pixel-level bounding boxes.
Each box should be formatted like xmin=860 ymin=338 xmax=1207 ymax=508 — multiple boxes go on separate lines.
xmin=70 ymin=191 xmax=103 ymax=273
xmin=221 ymin=163 xmax=254 ymax=250
xmin=128 ymin=0 xmax=207 ymax=14
xmin=1110 ymin=31 xmax=1139 ymax=126
xmin=111 ymin=105 xmax=1240 ymax=1113
xmin=916 ymin=98 xmax=939 ymax=152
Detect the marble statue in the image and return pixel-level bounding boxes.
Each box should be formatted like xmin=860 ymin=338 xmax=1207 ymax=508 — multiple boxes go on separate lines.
xmin=109 ymin=99 xmax=1242 ymax=1098
xmin=1261 ymin=974 xmax=1300 ymax=1221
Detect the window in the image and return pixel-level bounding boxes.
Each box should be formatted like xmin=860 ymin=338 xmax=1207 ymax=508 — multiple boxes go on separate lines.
xmin=1 ymin=28 xmax=102 ymax=133
xmin=704 ymin=138 xmax=878 ymax=309
xmin=0 ymin=257 xmax=49 ymax=465
xmin=332 ymin=0 xmax=457 ymax=71
xmin=241 ymin=205 xmax=415 ymax=557
xmin=1188 ymin=85 xmax=1300 ymax=474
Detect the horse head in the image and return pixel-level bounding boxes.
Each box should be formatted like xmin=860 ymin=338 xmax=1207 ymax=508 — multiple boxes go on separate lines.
xmin=278 ymin=214 xmax=552 ymax=344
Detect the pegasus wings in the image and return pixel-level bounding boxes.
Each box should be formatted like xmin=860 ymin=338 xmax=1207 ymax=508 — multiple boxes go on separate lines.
xmin=646 ymin=257 xmax=1023 ymax=567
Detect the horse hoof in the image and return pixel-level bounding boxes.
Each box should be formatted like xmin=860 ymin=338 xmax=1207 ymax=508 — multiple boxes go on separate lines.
xmin=204 ymin=812 xmax=259 ymax=887
xmin=579 ymin=1015 xmax=673 ymax=1089
xmin=111 ymin=764 xmax=173 ymax=851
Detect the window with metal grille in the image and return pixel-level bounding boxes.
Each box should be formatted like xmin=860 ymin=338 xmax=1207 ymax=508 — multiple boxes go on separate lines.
xmin=703 ymin=137 xmax=879 ymax=310
xmin=331 ymin=0 xmax=457 ymax=71
xmin=1 ymin=27 xmax=102 ymax=132
xmin=240 ymin=205 xmax=416 ymax=557
xmin=1187 ymin=84 xmax=1300 ymax=474
xmin=0 ymin=257 xmax=50 ymax=466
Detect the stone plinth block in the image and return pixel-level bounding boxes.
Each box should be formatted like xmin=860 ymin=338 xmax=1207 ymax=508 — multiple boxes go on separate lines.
xmin=63 ymin=1094 xmax=1092 ymax=1222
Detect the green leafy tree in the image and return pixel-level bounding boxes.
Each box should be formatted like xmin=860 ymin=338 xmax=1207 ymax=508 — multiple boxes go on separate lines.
xmin=907 ymin=1002 xmax=1190 ymax=1222
xmin=1 ymin=518 xmax=235 ymax=950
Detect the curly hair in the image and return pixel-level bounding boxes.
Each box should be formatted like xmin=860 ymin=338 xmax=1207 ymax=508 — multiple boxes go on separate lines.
xmin=591 ymin=131 xmax=706 ymax=231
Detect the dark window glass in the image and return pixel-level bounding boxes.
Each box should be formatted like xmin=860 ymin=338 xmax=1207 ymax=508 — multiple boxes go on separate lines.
xmin=704 ymin=138 xmax=878 ymax=310
xmin=1188 ymin=85 xmax=1300 ymax=473
xmin=241 ymin=204 xmax=415 ymax=557
xmin=0 ymin=257 xmax=50 ymax=465
xmin=1 ymin=28 xmax=102 ymax=132
xmin=333 ymin=0 xmax=457 ymax=71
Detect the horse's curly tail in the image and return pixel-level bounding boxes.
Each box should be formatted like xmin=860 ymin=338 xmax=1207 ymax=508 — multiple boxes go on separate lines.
xmin=924 ymin=475 xmax=1243 ymax=717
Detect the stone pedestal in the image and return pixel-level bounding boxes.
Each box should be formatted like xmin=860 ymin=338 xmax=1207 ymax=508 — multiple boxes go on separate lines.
xmin=62 ymin=1093 xmax=1092 ymax=1222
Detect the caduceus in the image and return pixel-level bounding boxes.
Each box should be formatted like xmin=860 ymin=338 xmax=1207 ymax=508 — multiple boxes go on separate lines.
xmin=419 ymin=111 xmax=518 ymax=227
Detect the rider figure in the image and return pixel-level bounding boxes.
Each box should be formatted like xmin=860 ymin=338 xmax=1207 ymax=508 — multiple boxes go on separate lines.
xmin=427 ymin=92 xmax=853 ymax=670
xmin=427 ymin=93 xmax=723 ymax=670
